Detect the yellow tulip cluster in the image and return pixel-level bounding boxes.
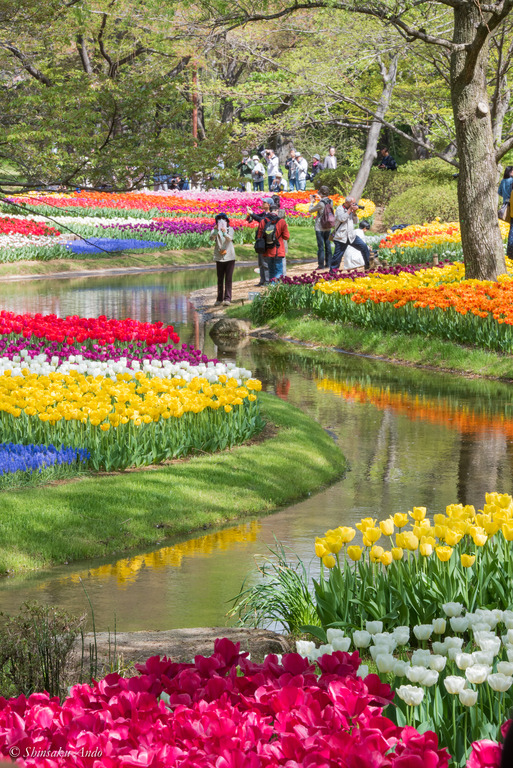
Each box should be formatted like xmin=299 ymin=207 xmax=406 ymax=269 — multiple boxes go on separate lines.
xmin=379 ymin=219 xmax=510 ymax=251
xmin=0 ymin=370 xmax=262 ymax=428
xmin=315 ymin=492 xmax=513 ymax=569
xmin=295 ymin=197 xmax=375 ymax=220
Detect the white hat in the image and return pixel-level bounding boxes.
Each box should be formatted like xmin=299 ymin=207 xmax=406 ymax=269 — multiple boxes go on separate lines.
xmin=295 ymin=150 xmax=302 ymax=156
xmin=275 ymin=171 xmax=282 ymax=177
xmin=252 ymin=155 xmax=259 ymax=160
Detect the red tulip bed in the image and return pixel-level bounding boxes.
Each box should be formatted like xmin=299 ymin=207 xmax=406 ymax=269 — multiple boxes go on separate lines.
xmin=0 ymin=639 xmax=454 ymax=768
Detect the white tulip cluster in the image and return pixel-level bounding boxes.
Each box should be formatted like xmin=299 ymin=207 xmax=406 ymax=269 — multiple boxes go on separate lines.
xmin=0 ymin=353 xmax=254 ymax=386
xmin=295 ymin=605 xmax=513 ymax=711
xmin=0 ymin=234 xmax=70 ymax=249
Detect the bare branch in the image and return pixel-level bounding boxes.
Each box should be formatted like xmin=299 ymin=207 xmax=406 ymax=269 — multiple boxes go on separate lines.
xmin=0 ymin=42 xmax=52 ymax=86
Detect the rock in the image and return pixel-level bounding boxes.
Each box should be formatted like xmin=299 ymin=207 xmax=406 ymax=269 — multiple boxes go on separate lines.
xmin=209 ymin=317 xmax=250 ymax=340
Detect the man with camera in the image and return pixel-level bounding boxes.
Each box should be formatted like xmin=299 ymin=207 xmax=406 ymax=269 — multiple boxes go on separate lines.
xmin=263 ymin=149 xmax=280 ymax=191
xmin=330 ymin=196 xmax=371 ymax=270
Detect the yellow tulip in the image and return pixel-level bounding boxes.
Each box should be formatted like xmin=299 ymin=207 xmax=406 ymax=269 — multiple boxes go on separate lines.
xmin=444 ymin=529 xmax=463 ymax=546
xmin=393 ymin=513 xmax=409 ymax=528
xmin=325 ymin=534 xmax=344 ymax=554
xmin=322 ymin=554 xmax=336 ymax=568
xmin=461 ymin=554 xmax=476 ymax=567
xmin=363 ymin=527 xmax=381 ymax=544
xmin=356 ymin=517 xmax=377 ymax=533
xmin=347 ymin=545 xmax=363 ymax=561
xmin=410 ymin=506 xmax=427 ymax=521
xmin=502 ymin=521 xmax=513 ymax=542
xmin=435 ymin=546 xmax=453 ymax=562
xmin=370 ymin=545 xmax=384 ymax=562
xmin=379 ymin=519 xmax=394 ymax=536
xmin=315 ymin=540 xmax=327 ymax=558
xmin=391 ymin=547 xmax=403 ymax=561
xmin=380 ymin=551 xmax=393 ymax=566
xmin=472 ymin=531 xmax=488 ymax=547
xmin=337 ymin=526 xmax=356 ymax=543
xmin=403 ymin=532 xmax=419 ymax=551
xmin=419 ymin=542 xmax=433 ymax=557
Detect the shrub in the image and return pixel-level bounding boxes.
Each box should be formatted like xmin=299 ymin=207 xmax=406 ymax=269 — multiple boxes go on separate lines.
xmin=313 ymin=167 xmax=355 ymax=193
xmin=383 ymin=183 xmax=459 ymax=227
xmin=0 ymin=602 xmax=85 ymax=698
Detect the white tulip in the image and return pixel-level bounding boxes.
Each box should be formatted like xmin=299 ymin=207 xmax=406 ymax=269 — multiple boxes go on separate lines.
xmin=465 ymin=665 xmax=491 ymax=684
xmin=421 ymin=669 xmax=439 ymax=687
xmin=296 ymin=640 xmax=316 ymax=658
xmin=392 ymin=628 xmax=410 ymax=646
xmin=507 ymin=649 xmax=513 ymax=663
xmin=326 ymin=628 xmax=345 ymax=643
xmin=444 ymin=637 xmax=464 ymax=650
xmin=413 ymin=624 xmax=433 ymax=641
xmin=503 ymin=611 xmax=513 ymax=629
xmin=406 ymin=666 xmax=427 ymax=684
xmin=478 ymin=638 xmax=501 ymax=657
xmin=444 ymin=675 xmax=466 ymax=694
xmin=393 ymin=659 xmax=410 ymax=677
xmin=316 ymin=644 xmax=334 ymax=658
xmin=443 ymin=602 xmax=464 ymax=618
xmin=366 ymin=621 xmax=383 ymax=635
xmin=459 ymin=688 xmax=478 ymax=706
xmin=356 ymin=664 xmax=369 ymax=678
xmin=396 ymin=685 xmax=424 ymax=706
xmin=472 ymin=651 xmax=495 ymax=666
xmin=455 ymin=653 xmax=474 ymax=670
xmin=432 ymin=618 xmax=447 ymax=634
xmin=411 ymin=650 xmax=431 ymax=667
xmin=432 ymin=641 xmax=448 ymax=656
xmin=376 ymin=653 xmax=395 ymax=673
xmin=488 ymin=673 xmax=513 ymax=692
xmin=497 ymin=662 xmax=513 ymax=676
xmin=507 ymin=629 xmax=513 ymax=645
xmin=369 ymin=644 xmax=390 ymax=660
xmin=332 ymin=637 xmax=351 ymax=652
xmin=353 ymin=630 xmax=372 ymax=648
xmin=450 ymin=616 xmax=469 ymax=633
xmin=429 ymin=654 xmax=447 ymax=672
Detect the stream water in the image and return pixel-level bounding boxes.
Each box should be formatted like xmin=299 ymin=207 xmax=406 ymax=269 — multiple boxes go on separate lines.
xmin=1 ymin=267 xmax=513 ymax=631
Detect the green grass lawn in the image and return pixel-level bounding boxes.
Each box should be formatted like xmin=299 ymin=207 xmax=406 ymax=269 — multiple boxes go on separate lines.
xmin=227 ymin=305 xmax=513 ymax=381
xmin=0 ymin=394 xmax=346 ymax=574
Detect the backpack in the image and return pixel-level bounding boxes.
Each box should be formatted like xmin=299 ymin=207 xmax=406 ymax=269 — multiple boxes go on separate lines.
xmin=319 ymin=199 xmax=335 ymax=229
xmin=264 ymin=219 xmax=278 ymax=247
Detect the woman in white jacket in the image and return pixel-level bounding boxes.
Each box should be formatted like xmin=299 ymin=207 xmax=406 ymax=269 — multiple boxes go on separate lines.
xmin=293 ymin=152 xmax=308 ymax=191
xmin=210 ymin=213 xmax=236 ymax=305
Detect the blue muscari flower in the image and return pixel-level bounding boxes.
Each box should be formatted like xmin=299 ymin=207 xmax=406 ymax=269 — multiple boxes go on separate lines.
xmin=65 ymin=238 xmax=166 ymax=254
xmin=0 ymin=443 xmax=90 ymax=476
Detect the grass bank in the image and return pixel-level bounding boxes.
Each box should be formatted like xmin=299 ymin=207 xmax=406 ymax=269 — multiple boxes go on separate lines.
xmin=0 ymin=226 xmax=316 ymax=280
xmin=227 ymin=305 xmax=513 ymax=380
xmin=0 ymin=394 xmax=346 ymax=575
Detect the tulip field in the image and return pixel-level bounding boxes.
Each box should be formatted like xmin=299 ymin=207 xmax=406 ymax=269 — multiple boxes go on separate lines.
xmin=0 ymin=309 xmax=263 ymax=481
xmin=0 ymin=190 xmax=375 ymax=262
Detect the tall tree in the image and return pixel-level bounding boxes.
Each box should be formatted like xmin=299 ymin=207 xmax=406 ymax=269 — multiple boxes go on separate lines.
xmin=215 ymin=0 xmax=513 ymax=280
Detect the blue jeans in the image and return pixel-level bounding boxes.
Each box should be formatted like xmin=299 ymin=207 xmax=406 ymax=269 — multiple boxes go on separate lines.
xmin=331 ymin=236 xmax=370 ymax=270
xmin=253 ymin=180 xmax=264 ymax=191
xmin=508 ymin=221 xmax=513 ymax=257
xmin=268 ymin=175 xmax=275 ymax=190
xmin=269 ymin=257 xmax=284 ymax=280
xmin=288 ymin=178 xmax=298 ymax=191
xmin=297 ymin=179 xmax=306 ymax=191
xmin=315 ymin=230 xmax=332 ymax=268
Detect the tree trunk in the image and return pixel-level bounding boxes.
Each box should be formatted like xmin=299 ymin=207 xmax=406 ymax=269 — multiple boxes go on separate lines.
xmin=349 ymin=54 xmax=399 ymax=201
xmin=451 ymin=5 xmax=506 ymax=280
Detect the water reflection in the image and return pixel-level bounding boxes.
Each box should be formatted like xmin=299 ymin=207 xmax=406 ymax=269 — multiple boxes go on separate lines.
xmin=1 ymin=277 xmax=513 ymax=629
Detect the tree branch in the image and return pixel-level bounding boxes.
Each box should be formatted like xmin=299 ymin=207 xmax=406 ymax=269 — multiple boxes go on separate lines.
xmin=0 ymin=42 xmax=52 ymax=86
xmin=76 ymin=34 xmax=93 ymax=75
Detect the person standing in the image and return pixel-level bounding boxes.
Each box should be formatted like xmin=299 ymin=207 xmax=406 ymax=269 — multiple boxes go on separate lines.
xmin=251 ymin=155 xmax=265 ymax=191
xmin=378 ymin=147 xmax=397 ymax=170
xmin=330 ymin=197 xmax=370 ymax=270
xmin=238 ymin=152 xmax=254 ymax=192
xmin=311 ymin=154 xmax=323 ymax=179
xmin=272 ymin=194 xmax=288 ymax=275
xmin=308 ymin=185 xmax=334 ymax=269
xmin=247 ymin=198 xmax=273 ymax=285
xmin=256 ymin=201 xmax=290 ymax=281
xmin=294 ymin=152 xmax=308 ymax=191
xmin=499 ymin=166 xmax=513 ymax=256
xmin=210 ymin=213 xmax=236 ymax=306
xmin=323 ymin=147 xmax=337 ymax=170
xmin=285 ymin=149 xmax=298 ymax=191
xmin=264 ymin=149 xmax=280 ymax=190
